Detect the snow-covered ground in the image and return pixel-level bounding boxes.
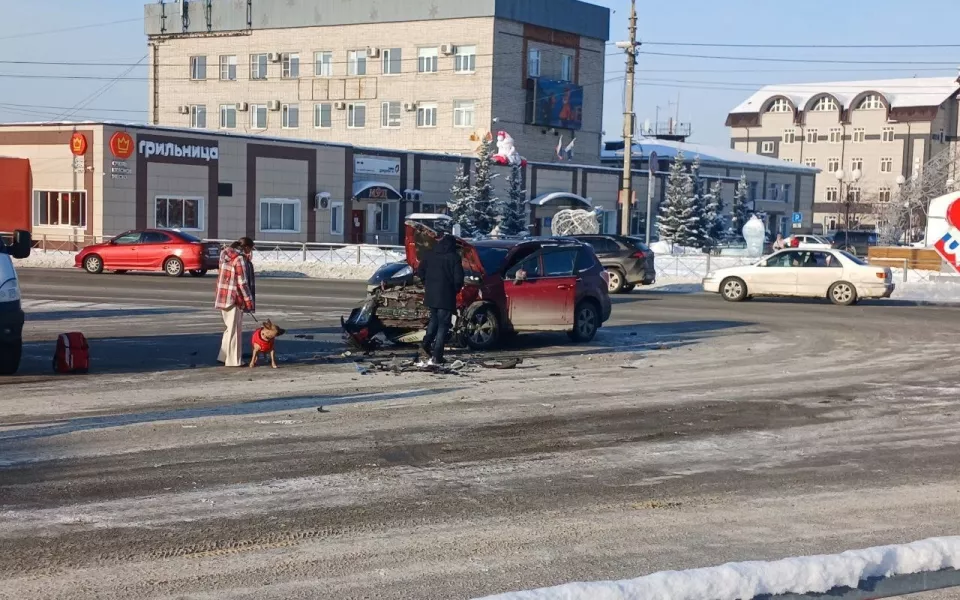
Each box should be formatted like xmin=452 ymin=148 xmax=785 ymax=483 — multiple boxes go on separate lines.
xmin=477 ymin=536 xmax=960 ymax=600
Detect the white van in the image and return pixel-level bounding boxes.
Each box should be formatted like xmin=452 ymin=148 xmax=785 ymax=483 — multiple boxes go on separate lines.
xmin=0 ymin=230 xmax=31 ymax=375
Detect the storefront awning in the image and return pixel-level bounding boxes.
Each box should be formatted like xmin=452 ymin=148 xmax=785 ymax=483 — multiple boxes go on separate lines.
xmin=528 ymin=192 xmax=592 ymax=207
xmin=352 ymin=180 xmax=402 ymax=201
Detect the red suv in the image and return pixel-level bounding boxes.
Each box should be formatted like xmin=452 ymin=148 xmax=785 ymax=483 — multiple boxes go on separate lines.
xmin=343 ymin=222 xmax=612 ymax=351
xmin=75 ymin=229 xmax=221 ymax=277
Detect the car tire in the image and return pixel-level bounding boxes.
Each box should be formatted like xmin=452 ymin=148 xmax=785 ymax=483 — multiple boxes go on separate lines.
xmin=0 ymin=340 xmax=22 ymax=376
xmin=622 ymin=284 xmax=635 ymax=292
xmin=605 ymin=268 xmax=626 ymax=294
xmin=83 ymin=254 xmax=104 ymax=274
xmin=189 ymin=269 xmax=208 ymax=277
xmin=568 ymin=301 xmax=600 ymax=343
xmin=828 ymin=281 xmax=858 ymax=306
xmin=463 ymin=304 xmax=500 ymax=351
xmin=164 ymin=257 xmax=185 ymax=277
xmin=720 ymin=277 xmax=748 ymax=302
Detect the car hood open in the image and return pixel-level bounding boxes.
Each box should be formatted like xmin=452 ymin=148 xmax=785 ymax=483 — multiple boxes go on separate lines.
xmin=404 ymin=221 xmax=485 ymax=276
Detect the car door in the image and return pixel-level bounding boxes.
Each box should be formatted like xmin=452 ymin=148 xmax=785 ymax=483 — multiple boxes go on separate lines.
xmin=749 ymin=251 xmax=802 ymax=295
xmin=102 ymin=232 xmax=142 ymax=269
xmin=138 ymin=231 xmax=173 ymax=269
xmin=504 ymin=249 xmax=577 ymax=331
xmin=796 ymin=251 xmax=841 ymax=296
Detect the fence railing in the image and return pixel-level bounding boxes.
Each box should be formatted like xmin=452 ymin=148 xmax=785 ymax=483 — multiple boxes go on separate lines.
xmin=761 ymin=568 xmax=960 ymax=599
xmin=655 ymin=254 xmax=756 ymax=280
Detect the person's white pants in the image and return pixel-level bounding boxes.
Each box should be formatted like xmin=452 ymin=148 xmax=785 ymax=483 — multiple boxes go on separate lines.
xmin=218 ymin=306 xmax=243 ymax=367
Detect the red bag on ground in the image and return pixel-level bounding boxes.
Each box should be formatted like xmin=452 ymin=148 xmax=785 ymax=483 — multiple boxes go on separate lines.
xmin=53 ymin=332 xmax=89 ymax=374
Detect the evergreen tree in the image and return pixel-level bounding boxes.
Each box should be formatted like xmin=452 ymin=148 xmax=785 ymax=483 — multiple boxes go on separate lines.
xmin=469 ymin=136 xmax=500 ymax=236
xmin=730 ymin=172 xmax=750 ymax=240
xmin=688 ymin=156 xmax=708 ymax=248
xmin=657 ymin=152 xmax=700 ymax=248
xmin=498 ymin=164 xmax=528 ymax=236
xmin=447 ymin=163 xmax=477 ymax=237
xmin=702 ymin=180 xmax=726 ymax=246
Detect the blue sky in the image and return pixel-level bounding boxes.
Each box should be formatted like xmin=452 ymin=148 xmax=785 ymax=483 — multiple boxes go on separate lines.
xmin=2 ymin=0 xmax=959 ymax=147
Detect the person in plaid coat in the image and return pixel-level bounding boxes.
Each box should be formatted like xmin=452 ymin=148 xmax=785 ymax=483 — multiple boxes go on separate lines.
xmin=215 ymin=237 xmax=255 ymax=367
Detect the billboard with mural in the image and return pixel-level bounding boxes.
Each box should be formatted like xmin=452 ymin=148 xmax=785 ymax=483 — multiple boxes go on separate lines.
xmin=531 ymin=79 xmax=583 ymax=131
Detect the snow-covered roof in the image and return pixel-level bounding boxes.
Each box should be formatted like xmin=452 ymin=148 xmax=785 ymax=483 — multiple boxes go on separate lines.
xmin=601 ymin=137 xmax=817 ymax=173
xmin=528 ymin=192 xmax=592 ymax=207
xmin=729 ymin=76 xmax=960 ymax=114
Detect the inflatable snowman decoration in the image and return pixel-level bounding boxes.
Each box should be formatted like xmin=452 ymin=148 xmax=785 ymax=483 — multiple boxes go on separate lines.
xmin=492 ymin=131 xmax=527 ymax=168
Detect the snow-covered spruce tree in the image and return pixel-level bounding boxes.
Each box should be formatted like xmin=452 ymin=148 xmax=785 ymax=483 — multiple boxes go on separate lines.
xmin=447 ymin=162 xmax=477 ymax=237
xmin=703 ymin=179 xmax=726 ymax=246
xmin=498 ymin=164 xmax=528 ymax=236
xmin=730 ymin=172 xmax=750 ymax=240
xmin=469 ymin=136 xmax=500 ymax=236
xmin=687 ymin=156 xmax=709 ymax=248
xmin=658 ymin=152 xmax=700 ymax=248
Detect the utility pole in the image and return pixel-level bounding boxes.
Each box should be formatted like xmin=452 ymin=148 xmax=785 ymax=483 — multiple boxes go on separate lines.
xmin=618 ymin=0 xmax=639 ymax=236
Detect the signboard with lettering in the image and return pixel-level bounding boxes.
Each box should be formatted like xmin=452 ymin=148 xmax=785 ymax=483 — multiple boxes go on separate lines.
xmin=70 ymin=132 xmax=87 ymax=156
xmin=139 ymin=139 xmax=219 ymax=161
xmin=354 ymin=156 xmax=400 ymax=176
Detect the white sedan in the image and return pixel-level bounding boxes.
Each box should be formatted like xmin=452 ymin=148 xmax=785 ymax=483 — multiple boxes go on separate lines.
xmin=786 ymin=234 xmax=833 ymax=250
xmin=702 ymin=249 xmax=894 ymax=305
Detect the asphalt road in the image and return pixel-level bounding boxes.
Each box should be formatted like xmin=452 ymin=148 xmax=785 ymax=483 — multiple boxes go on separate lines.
xmin=4 ymin=269 xmax=960 ymax=599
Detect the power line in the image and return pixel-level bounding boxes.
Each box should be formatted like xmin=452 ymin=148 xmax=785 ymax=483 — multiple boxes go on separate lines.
xmin=642 ymin=41 xmax=960 ymax=49
xmin=0 ymin=102 xmax=146 ymax=114
xmin=58 ymin=56 xmax=148 ymax=121
xmin=0 ymin=17 xmax=141 ymax=42
xmin=638 ymin=50 xmax=960 ymax=66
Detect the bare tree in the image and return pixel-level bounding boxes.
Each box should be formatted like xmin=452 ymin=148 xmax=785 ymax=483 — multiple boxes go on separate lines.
xmin=896 ymin=145 xmax=960 ymax=242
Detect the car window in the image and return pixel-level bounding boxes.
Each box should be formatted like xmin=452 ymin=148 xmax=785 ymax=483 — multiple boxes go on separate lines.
xmin=112 ymin=233 xmax=142 ymax=245
xmin=809 ymin=252 xmax=841 ymax=267
xmin=476 ymin=247 xmax=509 ymax=275
xmin=175 ymin=231 xmax=203 ymax=243
xmin=141 ymin=231 xmax=172 ymax=244
xmin=506 ymin=255 xmax=541 ymax=280
xmin=542 ymin=249 xmax=577 ymax=277
xmin=839 ymin=251 xmax=867 ymax=265
xmin=575 ymin=246 xmax=598 ymax=272
xmin=765 ymin=251 xmax=803 ymax=267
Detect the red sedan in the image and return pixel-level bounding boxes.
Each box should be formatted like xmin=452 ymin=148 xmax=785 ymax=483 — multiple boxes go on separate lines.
xmin=75 ymin=229 xmax=221 ymax=277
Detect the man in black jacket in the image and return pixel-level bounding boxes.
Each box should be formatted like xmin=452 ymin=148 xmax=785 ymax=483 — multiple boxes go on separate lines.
xmin=416 ymin=233 xmax=465 ymax=366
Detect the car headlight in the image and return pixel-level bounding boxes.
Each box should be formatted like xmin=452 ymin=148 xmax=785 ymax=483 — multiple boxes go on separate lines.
xmin=0 ymin=284 xmax=20 ymax=302
xmin=394 ymin=265 xmax=413 ymax=278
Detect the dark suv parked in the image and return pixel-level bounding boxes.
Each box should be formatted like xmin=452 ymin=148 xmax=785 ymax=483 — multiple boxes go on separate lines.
xmin=573 ymin=235 xmax=656 ymax=293
xmin=831 ymin=230 xmax=879 ymax=256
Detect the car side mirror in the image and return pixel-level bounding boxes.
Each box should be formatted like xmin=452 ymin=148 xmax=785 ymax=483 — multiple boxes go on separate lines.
xmin=10 ymin=230 xmax=31 ymax=259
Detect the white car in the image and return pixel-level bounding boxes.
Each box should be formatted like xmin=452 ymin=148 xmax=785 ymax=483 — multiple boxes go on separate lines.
xmin=702 ymin=248 xmax=894 ymax=305
xmin=786 ymin=234 xmax=833 ymax=250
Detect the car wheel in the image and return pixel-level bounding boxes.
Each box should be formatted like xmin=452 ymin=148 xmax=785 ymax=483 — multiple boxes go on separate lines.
xmin=164 ymin=257 xmax=185 ymax=277
xmin=829 ymin=281 xmax=858 ymax=306
xmin=189 ymin=269 xmax=208 ymax=277
xmin=0 ymin=340 xmax=22 ymax=375
xmin=463 ymin=304 xmax=500 ymax=351
xmin=83 ymin=254 xmax=104 ymax=274
xmin=605 ymin=268 xmax=625 ymax=294
xmin=720 ymin=277 xmax=748 ymax=302
xmin=568 ymin=301 xmax=600 ymax=343
xmin=622 ymin=284 xmax=635 ymax=292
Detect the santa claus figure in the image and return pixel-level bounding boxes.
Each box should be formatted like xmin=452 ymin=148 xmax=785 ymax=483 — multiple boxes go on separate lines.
xmin=491 ymin=130 xmax=527 ymax=167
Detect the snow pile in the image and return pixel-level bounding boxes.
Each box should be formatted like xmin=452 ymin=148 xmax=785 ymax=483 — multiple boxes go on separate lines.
xmin=13 ymin=251 xmax=75 ymax=270
xmin=476 ymin=536 xmax=960 ymax=600
xmin=650 ymin=241 xmax=704 ymax=256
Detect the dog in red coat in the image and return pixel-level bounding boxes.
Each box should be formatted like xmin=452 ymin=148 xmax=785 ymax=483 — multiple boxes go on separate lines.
xmin=250 ymin=319 xmax=286 ymax=369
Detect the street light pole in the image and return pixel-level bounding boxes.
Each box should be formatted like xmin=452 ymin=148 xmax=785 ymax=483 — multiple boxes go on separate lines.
xmin=617 ymin=0 xmax=638 ymax=236
xmin=834 ymin=168 xmax=861 ymax=251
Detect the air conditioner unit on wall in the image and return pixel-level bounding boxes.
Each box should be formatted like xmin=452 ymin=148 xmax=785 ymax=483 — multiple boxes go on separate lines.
xmin=267 ymin=100 xmax=281 ymax=111
xmin=177 ymin=105 xmax=190 ymax=114
xmin=236 ymin=102 xmax=249 ymax=111
xmin=403 ymin=102 xmax=417 ymax=112
xmin=440 ymin=44 xmax=454 ymax=55
xmin=317 ymin=193 xmax=331 ymax=210
xmin=268 ymin=52 xmax=281 ymax=62
xmin=334 ymin=101 xmax=347 ymax=110
xmin=366 ymin=47 xmax=381 ymax=59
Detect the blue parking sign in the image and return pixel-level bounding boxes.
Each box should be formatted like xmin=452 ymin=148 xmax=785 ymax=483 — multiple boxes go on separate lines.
xmin=792 ymin=212 xmax=803 ymax=224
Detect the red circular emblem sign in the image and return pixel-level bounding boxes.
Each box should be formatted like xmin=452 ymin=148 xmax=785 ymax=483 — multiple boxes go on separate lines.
xmin=70 ymin=132 xmax=87 ymax=156
xmin=109 ymin=131 xmax=134 ymax=159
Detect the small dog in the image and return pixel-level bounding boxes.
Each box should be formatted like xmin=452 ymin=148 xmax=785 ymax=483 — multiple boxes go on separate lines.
xmin=250 ymin=319 xmax=286 ymax=369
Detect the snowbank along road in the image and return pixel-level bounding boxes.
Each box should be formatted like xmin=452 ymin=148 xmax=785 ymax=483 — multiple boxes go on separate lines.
xmin=3 ymin=269 xmax=960 ymax=599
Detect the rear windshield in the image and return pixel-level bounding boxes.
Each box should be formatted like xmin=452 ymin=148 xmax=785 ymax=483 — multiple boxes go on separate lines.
xmin=173 ymin=231 xmax=203 ymax=243
xmin=839 ymin=251 xmax=867 ymax=265
xmin=475 ymin=247 xmax=509 ymax=274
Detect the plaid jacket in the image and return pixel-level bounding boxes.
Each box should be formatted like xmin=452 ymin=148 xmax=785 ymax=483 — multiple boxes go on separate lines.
xmin=215 ymin=247 xmax=255 ymax=311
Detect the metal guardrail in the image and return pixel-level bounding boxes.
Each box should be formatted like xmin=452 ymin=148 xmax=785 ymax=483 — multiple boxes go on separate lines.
xmin=760 ymin=568 xmax=960 ymax=599
xmin=655 ymin=254 xmax=756 ymax=280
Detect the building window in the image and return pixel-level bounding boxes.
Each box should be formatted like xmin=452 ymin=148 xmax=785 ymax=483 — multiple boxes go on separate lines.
xmin=782 ymin=158 xmax=794 ymax=163
xmin=805 ymin=129 xmax=818 ymax=144
xmin=825 ymin=187 xmax=839 ymax=202
xmin=381 ymin=101 xmax=401 ymax=128
xmin=856 ymin=94 xmax=885 ymax=110
xmin=314 ymin=103 xmax=332 ymax=128
xmin=811 ymin=96 xmax=838 ymax=112
xmin=853 ymin=128 xmax=865 ymax=143
xmin=783 ymin=184 xmax=791 ymax=203
xmin=760 ymin=141 xmax=775 ymax=154
xmin=748 ymin=181 xmax=758 ymax=201
xmin=260 ymin=198 xmax=300 ymax=233
xmin=348 ymin=103 xmax=366 ymax=128
xmin=251 ymin=104 xmax=267 ymax=129
xmin=880 ymin=157 xmax=893 ymax=173
xmin=878 ymin=187 xmax=892 ymax=203
xmin=33 ymin=191 xmax=86 ymax=228
xmin=155 ymin=196 xmax=202 ymax=230
xmin=375 ymin=202 xmax=394 ymax=232
xmin=219 ymin=104 xmax=237 ymax=129
xmin=382 ymin=48 xmax=402 ymax=75
xmin=767 ymin=98 xmax=792 ymax=113
xmin=804 ymin=157 xmax=817 ymax=168
xmin=418 ymin=47 xmax=438 ymax=73
xmin=348 ymin=50 xmax=367 ymax=76
xmin=782 ymin=129 xmax=795 ymax=144
xmin=849 ymin=186 xmax=862 ymax=203
xmin=827 ymin=157 xmax=840 ymax=173
xmin=281 ymin=103 xmax=299 ymax=128
xmin=453 ymin=100 xmax=475 ymax=128
xmin=314 ymin=51 xmax=333 ymax=76
xmin=882 ymin=127 xmax=895 ymax=143
xmin=850 ymin=157 xmax=863 ymax=172
xmin=189 ymin=104 xmax=206 ymax=128
xmin=281 ymin=53 xmax=299 ymax=78
xmin=190 ymin=56 xmax=207 ymax=80
xmin=829 ymin=128 xmax=842 ymax=144
xmin=331 ymin=201 xmax=344 ymax=235
xmin=417 ymin=103 xmax=438 ymax=128
xmin=767 ymin=183 xmax=780 ymax=200
xmin=250 ymin=54 xmax=268 ymax=80
xmin=455 ymin=45 xmax=476 ymax=73
xmin=219 ymin=55 xmax=237 ymax=81
xmin=560 ymin=54 xmax=574 ymax=82
xmin=528 ymin=49 xmax=541 ymax=77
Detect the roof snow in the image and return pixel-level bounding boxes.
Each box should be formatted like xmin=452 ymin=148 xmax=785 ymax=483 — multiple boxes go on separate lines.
xmin=601 ymin=137 xmax=817 ymax=173
xmin=729 ymin=76 xmax=960 ymax=114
